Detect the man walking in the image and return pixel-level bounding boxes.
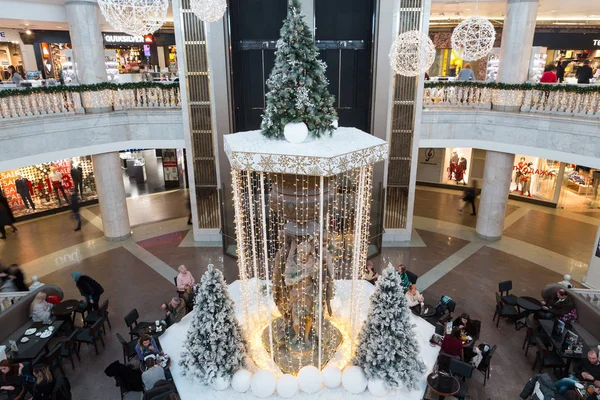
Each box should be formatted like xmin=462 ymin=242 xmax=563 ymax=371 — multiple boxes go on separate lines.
xmin=72 ymin=272 xmax=104 ymax=311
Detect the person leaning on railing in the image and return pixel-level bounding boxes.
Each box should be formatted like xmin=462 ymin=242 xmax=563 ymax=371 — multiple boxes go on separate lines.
xmin=456 ymin=63 xmax=475 ymax=81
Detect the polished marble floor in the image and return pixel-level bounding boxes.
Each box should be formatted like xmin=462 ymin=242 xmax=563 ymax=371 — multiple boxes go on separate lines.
xmin=0 ymin=187 xmax=598 ymax=399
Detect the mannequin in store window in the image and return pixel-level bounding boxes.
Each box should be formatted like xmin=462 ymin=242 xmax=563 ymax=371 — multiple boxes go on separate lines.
xmin=448 ymin=151 xmax=459 ymax=181
xmin=514 ymin=157 xmax=526 ymax=192
xmin=14 ymin=174 xmax=35 ymax=211
xmin=454 ymin=156 xmax=467 ymax=185
xmin=49 ymin=167 xmax=69 ymax=206
xmin=521 ymin=163 xmax=533 ymax=197
xmin=70 ymin=161 xmax=84 ymax=198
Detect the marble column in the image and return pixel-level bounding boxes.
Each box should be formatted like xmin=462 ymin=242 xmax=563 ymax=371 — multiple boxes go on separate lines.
xmin=92 ymin=152 xmax=131 ymax=241
xmin=475 ymin=151 xmax=514 ymax=241
xmin=65 ymin=0 xmax=110 ymax=112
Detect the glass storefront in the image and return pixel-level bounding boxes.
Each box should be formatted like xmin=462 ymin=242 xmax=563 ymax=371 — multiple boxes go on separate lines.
xmin=509 ymin=155 xmax=560 ymax=202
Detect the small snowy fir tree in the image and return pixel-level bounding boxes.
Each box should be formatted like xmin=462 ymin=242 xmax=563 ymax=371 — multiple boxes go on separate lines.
xmin=179 ymin=264 xmax=246 ymax=384
xmin=353 ymin=265 xmax=426 ymax=390
xmin=260 ymin=0 xmax=337 ymax=139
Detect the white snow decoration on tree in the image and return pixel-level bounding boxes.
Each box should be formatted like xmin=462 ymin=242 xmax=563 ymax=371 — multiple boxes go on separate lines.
xmin=98 ymin=0 xmax=168 ymax=36
xmin=353 ymin=266 xmax=426 ymax=390
xmin=179 ymin=264 xmax=246 ymax=385
xmin=451 ymin=16 xmax=496 ymax=61
xmin=190 ymin=0 xmax=227 ymax=23
xmin=389 ymin=30 xmax=436 ymax=77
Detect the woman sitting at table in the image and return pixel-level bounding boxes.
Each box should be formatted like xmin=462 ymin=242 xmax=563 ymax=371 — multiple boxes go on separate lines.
xmin=136 ymin=335 xmax=160 ymax=361
xmin=31 ymin=364 xmax=54 ymax=400
xmin=440 ymin=328 xmax=464 ymax=360
xmin=405 ymin=284 xmax=424 ymax=309
xmin=453 ymin=313 xmax=474 ymax=337
xmin=30 ymin=292 xmax=53 ymax=324
xmin=0 ymin=360 xmax=26 ymax=399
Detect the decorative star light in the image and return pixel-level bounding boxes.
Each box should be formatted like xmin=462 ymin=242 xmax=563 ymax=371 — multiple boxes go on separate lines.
xmin=98 ymin=0 xmax=168 ymax=36
xmin=191 ymin=0 xmax=227 ymax=23
xmin=451 ymin=16 xmax=496 ymax=61
xmin=389 ymin=30 xmax=436 ymax=77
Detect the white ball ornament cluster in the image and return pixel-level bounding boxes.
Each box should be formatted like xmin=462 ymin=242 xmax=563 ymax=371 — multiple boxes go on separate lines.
xmin=276 ymin=374 xmax=299 ymax=398
xmin=342 ymin=365 xmax=368 ymax=394
xmin=389 ymin=30 xmax=436 ymax=77
xmin=322 ymin=366 xmax=342 ymax=389
xmin=283 ymin=122 xmax=309 ymax=144
xmin=297 ymin=365 xmax=322 ymax=393
xmin=190 ymin=0 xmax=227 ymax=22
xmin=451 ymin=16 xmax=496 ymax=61
xmin=98 ymin=0 xmax=168 ymax=36
xmin=251 ymin=370 xmax=277 ymax=398
xmin=231 ymin=369 xmax=252 ymax=393
xmin=211 ymin=375 xmax=231 ymax=391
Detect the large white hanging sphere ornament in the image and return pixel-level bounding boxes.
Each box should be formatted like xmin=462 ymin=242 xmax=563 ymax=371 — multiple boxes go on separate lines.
xmin=342 ymin=366 xmax=368 ymax=394
xmin=97 ymin=0 xmax=168 ymax=36
xmin=250 ymin=370 xmax=277 ymax=398
xmin=322 ymin=366 xmax=342 ymax=388
xmin=451 ymin=16 xmax=496 ymax=61
xmin=298 ymin=365 xmax=322 ymax=393
xmin=210 ymin=374 xmax=231 ymax=391
xmin=231 ymin=369 xmax=252 ymax=393
xmin=389 ymin=30 xmax=436 ymax=77
xmin=283 ymin=122 xmax=309 ymax=144
xmin=276 ymin=374 xmax=299 ymax=398
xmin=368 ymin=379 xmax=390 ymax=397
xmin=190 ymin=0 xmax=227 ymax=22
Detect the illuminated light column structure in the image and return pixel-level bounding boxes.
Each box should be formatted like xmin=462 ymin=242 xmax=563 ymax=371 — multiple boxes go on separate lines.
xmin=224 ymin=128 xmax=387 ymax=374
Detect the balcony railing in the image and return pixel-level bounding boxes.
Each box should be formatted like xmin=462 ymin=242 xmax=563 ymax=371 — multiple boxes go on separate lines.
xmin=423 ymin=82 xmax=600 ymax=119
xmin=0 ymin=290 xmax=30 ymax=313
xmin=0 ymin=82 xmax=181 ymax=121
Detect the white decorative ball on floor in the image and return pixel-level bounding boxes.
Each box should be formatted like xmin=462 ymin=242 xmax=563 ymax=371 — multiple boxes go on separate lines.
xmin=298 ymin=365 xmax=322 ymax=393
xmin=331 ymin=119 xmax=339 ymax=128
xmin=251 ymin=370 xmax=277 ymax=398
xmin=231 ymin=369 xmax=252 ymax=393
xmin=276 ymin=374 xmax=299 ymax=398
xmin=342 ymin=366 xmax=367 ymax=394
xmin=211 ymin=374 xmax=231 ymax=391
xmin=283 ymin=122 xmax=309 ymax=144
xmin=451 ymin=16 xmax=496 ymax=61
xmin=368 ymin=379 xmax=389 ymax=397
xmin=322 ymin=366 xmax=342 ymax=388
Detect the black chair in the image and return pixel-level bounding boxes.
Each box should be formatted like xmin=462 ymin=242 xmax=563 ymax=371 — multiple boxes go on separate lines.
xmin=450 ymin=358 xmax=474 ymax=399
xmin=476 ymin=344 xmax=497 ymax=386
xmin=72 ymin=300 xmax=88 ymax=326
xmin=124 ymin=309 xmax=153 ymax=341
xmin=499 ymin=280 xmax=518 ymax=306
xmin=42 ymin=343 xmax=66 ymax=376
xmin=60 ymin=328 xmax=82 ymax=370
xmin=493 ymin=293 xmax=520 ymax=329
xmin=531 ymin=337 xmax=566 ymax=375
xmin=76 ymin=317 xmax=106 ymax=355
xmin=439 ymin=300 xmax=457 ymax=324
xmin=84 ymin=299 xmax=111 ymax=334
xmin=406 ymin=270 xmax=418 ymax=285
xmin=436 ymin=351 xmax=455 ymax=373
xmin=143 ymin=379 xmax=176 ymax=400
xmin=522 ymin=317 xmax=538 ymax=356
xmin=434 ymin=322 xmax=445 ymax=336
xmin=117 ymin=333 xmax=138 ymax=364
xmin=173 ymin=276 xmax=185 ymax=298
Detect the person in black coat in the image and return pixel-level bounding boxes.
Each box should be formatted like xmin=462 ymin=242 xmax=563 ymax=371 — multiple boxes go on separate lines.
xmin=70 ymin=162 xmax=83 ymax=198
xmin=556 ymin=61 xmax=566 ymax=83
xmin=0 ymin=195 xmax=17 ymax=239
xmin=70 ymin=190 xmax=81 ymax=232
xmin=71 ymin=271 xmax=104 ymax=311
xmin=577 ymin=60 xmax=593 ymax=84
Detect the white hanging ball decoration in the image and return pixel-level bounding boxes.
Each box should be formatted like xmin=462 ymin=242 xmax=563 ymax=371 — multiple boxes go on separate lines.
xmin=451 ymin=16 xmax=496 ymax=61
xmin=231 ymin=369 xmax=252 ymax=393
xmin=190 ymin=0 xmax=227 ymax=22
xmin=276 ymin=374 xmax=299 ymax=398
xmin=211 ymin=374 xmax=231 ymax=391
xmin=250 ymin=370 xmax=277 ymax=398
xmin=368 ymin=379 xmax=389 ymax=397
xmin=98 ymin=0 xmax=169 ymax=37
xmin=283 ymin=122 xmax=309 ymax=144
xmin=322 ymin=366 xmax=342 ymax=389
xmin=389 ymin=30 xmax=436 ymax=77
xmin=342 ymin=366 xmax=368 ymax=394
xmin=297 ymin=365 xmax=322 ymax=394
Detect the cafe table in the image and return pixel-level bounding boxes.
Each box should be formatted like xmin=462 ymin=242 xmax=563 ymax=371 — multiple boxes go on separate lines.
xmin=52 ymin=299 xmax=80 ymax=332
xmin=427 ymin=372 xmax=460 ymax=399
xmin=1 ymin=319 xmax=64 ymax=362
xmin=515 ymin=296 xmax=542 ymax=330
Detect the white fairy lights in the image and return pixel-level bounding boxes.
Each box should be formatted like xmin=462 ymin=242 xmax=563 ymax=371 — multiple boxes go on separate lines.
xmin=389 ymin=30 xmax=436 ymax=77
xmin=97 ymin=0 xmax=168 ymax=36
xmin=451 ymin=16 xmax=496 ymax=61
xmin=190 ymin=0 xmax=227 ymax=23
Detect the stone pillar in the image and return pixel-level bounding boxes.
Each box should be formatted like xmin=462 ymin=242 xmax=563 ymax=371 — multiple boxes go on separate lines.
xmin=92 ymin=152 xmax=131 ymax=241
xmin=475 ymin=151 xmax=514 ymax=241
xmin=65 ymin=0 xmax=110 ymax=112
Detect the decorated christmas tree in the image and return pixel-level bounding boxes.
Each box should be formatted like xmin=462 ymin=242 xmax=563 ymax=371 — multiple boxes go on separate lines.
xmin=180 ymin=264 xmax=247 ymax=384
xmin=353 ymin=266 xmax=426 ymax=390
xmin=261 ymin=0 xmax=337 ymax=139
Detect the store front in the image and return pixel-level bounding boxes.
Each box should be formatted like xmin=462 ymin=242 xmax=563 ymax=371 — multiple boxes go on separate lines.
xmin=0 ymin=29 xmax=26 ymax=80
xmin=119 ymin=149 xmax=186 ymax=197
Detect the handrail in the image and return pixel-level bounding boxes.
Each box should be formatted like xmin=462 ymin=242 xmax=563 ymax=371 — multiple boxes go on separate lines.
xmin=0 ymin=291 xmax=30 ymax=313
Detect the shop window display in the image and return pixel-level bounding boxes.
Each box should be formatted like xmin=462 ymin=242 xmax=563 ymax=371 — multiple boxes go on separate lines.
xmin=560 ymin=165 xmax=600 ymax=210
xmin=445 ymin=148 xmax=472 ymax=185
xmin=0 ymin=157 xmax=98 ymax=219
xmin=510 ymin=155 xmax=558 ymax=201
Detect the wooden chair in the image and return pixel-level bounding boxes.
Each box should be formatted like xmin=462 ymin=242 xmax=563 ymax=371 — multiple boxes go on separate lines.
xmin=450 ymin=358 xmax=473 ymax=399
xmin=60 ymin=328 xmax=82 ymax=370
xmin=476 ymin=344 xmax=497 ymax=386
xmin=499 ymin=280 xmax=518 ymax=306
xmin=522 ymin=317 xmax=538 ymax=356
xmin=531 ymin=337 xmax=566 ymax=375
xmin=84 ymin=299 xmax=111 ymax=334
xmin=76 ymin=317 xmax=106 ymax=355
xmin=124 ymin=308 xmax=152 ymax=341
xmin=116 ymin=333 xmax=138 ymax=364
xmin=493 ymin=293 xmax=520 ymax=329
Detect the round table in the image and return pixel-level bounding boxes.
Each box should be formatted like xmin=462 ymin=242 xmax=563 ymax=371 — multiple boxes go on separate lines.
xmin=52 ymin=299 xmax=80 ymax=317
xmin=427 ymin=372 xmax=460 ymax=399
xmin=418 ymin=303 xmax=436 ymax=317
xmin=517 ymin=296 xmax=542 ymax=312
xmin=143 ymin=322 xmax=168 ymax=337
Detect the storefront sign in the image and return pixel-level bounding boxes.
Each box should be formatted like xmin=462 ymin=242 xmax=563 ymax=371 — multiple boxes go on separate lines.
xmin=0 ymin=32 xmax=6 ymax=42
xmin=534 ymin=33 xmax=600 ymax=50
xmin=417 ymin=148 xmax=444 ymax=183
xmin=513 ymin=165 xmax=555 ymax=178
xmin=103 ymin=34 xmax=145 ymax=44
xmin=594 ymin=39 xmax=600 ymax=47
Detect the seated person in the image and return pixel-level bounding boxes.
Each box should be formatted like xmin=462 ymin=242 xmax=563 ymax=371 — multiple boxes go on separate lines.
xmin=141 ymin=356 xmax=166 ymax=391
xmin=31 ymin=364 xmax=54 ymax=400
xmin=30 ymin=292 xmax=53 ymax=323
xmin=555 ymin=348 xmax=600 ymax=394
xmin=539 ymin=288 xmax=575 ymax=320
xmin=176 ymin=265 xmax=195 ymax=291
xmin=161 ymin=297 xmax=186 ymax=327
xmin=363 ymin=260 xmax=378 ymax=285
xmin=440 ymin=327 xmax=464 ymax=360
xmin=136 ymin=335 xmax=160 ymax=361
xmin=0 ymin=360 xmax=26 ymax=398
xmin=453 ymin=313 xmax=475 ymax=337
xmin=405 ymin=284 xmax=424 ymax=309
xmin=395 ymin=264 xmax=411 ymax=292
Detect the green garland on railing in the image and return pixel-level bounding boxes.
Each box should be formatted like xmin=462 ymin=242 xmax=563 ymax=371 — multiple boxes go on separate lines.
xmin=424 ymin=81 xmax=600 ymax=94
xmin=0 ymin=81 xmax=180 ymax=99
